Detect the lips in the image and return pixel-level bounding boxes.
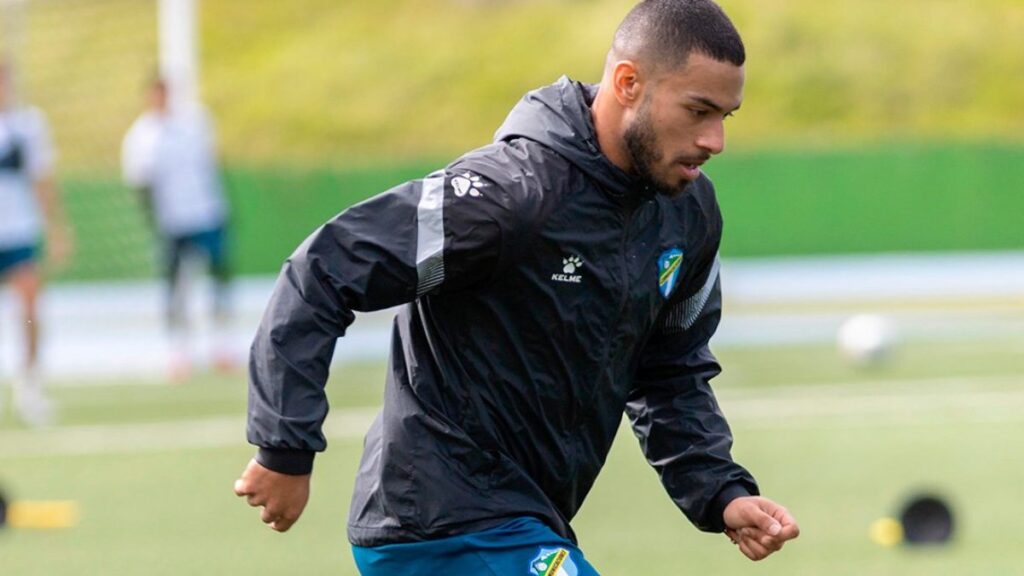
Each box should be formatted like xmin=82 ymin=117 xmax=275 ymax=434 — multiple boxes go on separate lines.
xmin=678 ymin=160 xmax=705 ymax=181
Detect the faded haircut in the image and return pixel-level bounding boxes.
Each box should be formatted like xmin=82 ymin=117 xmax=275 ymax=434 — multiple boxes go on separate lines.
xmin=612 ymin=0 xmax=745 ymax=72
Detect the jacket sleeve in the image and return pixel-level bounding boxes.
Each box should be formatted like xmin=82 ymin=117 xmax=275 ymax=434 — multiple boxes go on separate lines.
xmin=247 ymin=167 xmax=519 ymax=475
xmin=625 ymin=251 xmax=759 ymax=532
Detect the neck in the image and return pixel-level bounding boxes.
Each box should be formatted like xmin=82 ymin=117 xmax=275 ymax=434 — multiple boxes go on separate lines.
xmin=590 ymin=83 xmax=632 ymax=174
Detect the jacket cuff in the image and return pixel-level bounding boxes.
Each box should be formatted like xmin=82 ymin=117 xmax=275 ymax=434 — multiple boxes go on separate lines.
xmin=255 ymin=447 xmax=315 ymax=476
xmin=708 ymin=483 xmax=753 ymax=533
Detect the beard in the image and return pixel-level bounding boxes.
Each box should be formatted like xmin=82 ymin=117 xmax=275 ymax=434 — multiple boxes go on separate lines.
xmin=622 ymin=97 xmax=691 ymax=198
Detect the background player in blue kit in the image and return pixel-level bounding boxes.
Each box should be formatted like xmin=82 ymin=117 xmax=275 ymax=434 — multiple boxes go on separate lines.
xmin=122 ymin=78 xmax=234 ymax=381
xmin=0 ymin=61 xmax=72 ymax=427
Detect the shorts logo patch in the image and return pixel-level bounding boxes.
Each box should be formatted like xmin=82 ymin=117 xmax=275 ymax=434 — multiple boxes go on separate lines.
xmin=658 ymin=248 xmax=684 ymax=299
xmin=529 ymin=547 xmax=578 ymax=576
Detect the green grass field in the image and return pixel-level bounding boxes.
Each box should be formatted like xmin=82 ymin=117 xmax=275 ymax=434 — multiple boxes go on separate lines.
xmin=2 ymin=333 xmax=1022 ymax=575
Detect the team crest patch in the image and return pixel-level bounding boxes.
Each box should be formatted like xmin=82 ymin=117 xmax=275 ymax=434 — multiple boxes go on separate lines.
xmin=658 ymin=248 xmax=684 ymax=299
xmin=529 ymin=547 xmax=579 ymax=576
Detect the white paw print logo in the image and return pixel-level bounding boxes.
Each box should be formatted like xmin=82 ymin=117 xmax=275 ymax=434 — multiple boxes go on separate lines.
xmin=562 ymin=255 xmax=583 ymax=274
xmin=452 ymin=172 xmax=484 ymax=197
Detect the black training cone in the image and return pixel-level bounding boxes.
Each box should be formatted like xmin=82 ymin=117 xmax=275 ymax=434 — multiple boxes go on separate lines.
xmin=899 ymin=494 xmax=954 ymax=545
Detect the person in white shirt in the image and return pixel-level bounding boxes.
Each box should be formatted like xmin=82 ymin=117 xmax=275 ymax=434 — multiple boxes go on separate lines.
xmin=122 ymin=78 xmax=232 ymax=381
xmin=0 ymin=62 xmax=72 ymax=426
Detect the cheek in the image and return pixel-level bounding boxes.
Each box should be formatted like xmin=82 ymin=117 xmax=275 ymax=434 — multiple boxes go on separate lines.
xmin=653 ymin=124 xmax=691 ymax=159
xmin=651 ymin=111 xmax=694 ymax=148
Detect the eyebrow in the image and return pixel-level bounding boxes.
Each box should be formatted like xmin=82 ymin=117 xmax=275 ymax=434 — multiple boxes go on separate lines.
xmin=687 ymin=95 xmax=741 ymax=114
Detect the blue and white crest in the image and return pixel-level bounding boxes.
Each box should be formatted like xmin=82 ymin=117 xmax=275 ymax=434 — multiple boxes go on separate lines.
xmin=529 ymin=547 xmax=579 ymax=576
xmin=658 ymin=248 xmax=684 ymax=299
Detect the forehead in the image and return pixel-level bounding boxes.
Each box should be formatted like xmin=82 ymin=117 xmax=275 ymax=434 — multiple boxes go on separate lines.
xmin=651 ymin=52 xmax=745 ymax=108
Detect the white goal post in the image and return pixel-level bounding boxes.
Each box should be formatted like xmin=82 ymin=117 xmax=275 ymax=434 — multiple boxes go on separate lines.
xmin=158 ymin=0 xmax=198 ymax=106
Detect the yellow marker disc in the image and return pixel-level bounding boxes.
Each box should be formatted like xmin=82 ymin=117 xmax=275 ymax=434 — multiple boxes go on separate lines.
xmin=7 ymin=500 xmax=80 ymax=529
xmin=869 ymin=517 xmax=904 ymax=547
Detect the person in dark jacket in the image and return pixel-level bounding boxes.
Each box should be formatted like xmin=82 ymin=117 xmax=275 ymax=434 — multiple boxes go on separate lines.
xmin=235 ymin=1 xmax=799 ymax=573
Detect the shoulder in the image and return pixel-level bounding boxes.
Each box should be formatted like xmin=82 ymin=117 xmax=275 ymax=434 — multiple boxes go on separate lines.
xmin=658 ymin=173 xmax=723 ymax=292
xmin=453 ymin=138 xmax=568 ymax=183
xmin=178 ymin=104 xmax=214 ymax=129
xmin=7 ymin=106 xmax=50 ymax=136
xmin=689 ymin=173 xmax=723 ymax=223
xmin=125 ymin=112 xmax=162 ymax=143
xmin=449 ymin=139 xmax=574 ymax=211
xmin=127 ymin=111 xmax=159 ymax=132
xmin=668 ymin=172 xmax=723 ymax=241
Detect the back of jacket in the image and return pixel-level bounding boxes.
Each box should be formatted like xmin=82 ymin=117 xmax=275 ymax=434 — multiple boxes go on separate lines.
xmin=246 ymin=77 xmax=758 ymax=548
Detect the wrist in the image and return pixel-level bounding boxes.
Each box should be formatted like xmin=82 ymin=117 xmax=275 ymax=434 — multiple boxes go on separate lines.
xmin=712 ymin=483 xmax=753 ymax=532
xmin=255 ymin=447 xmax=315 ymax=475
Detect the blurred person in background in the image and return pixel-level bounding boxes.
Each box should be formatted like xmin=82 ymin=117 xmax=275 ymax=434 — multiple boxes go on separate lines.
xmin=235 ymin=0 xmax=798 ymax=573
xmin=0 ymin=60 xmax=72 ymax=427
xmin=121 ymin=77 xmax=233 ymax=382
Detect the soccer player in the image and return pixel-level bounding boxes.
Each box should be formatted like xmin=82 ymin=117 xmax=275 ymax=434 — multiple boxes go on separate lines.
xmin=236 ymin=1 xmax=800 ymax=573
xmin=0 ymin=61 xmax=71 ymax=427
xmin=121 ymin=78 xmax=233 ymax=381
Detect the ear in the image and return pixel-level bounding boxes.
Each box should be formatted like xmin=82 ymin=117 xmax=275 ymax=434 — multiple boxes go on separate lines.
xmin=610 ymin=60 xmax=644 ymax=108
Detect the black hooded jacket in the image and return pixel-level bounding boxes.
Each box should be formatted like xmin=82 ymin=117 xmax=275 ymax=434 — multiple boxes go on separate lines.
xmin=247 ymin=76 xmax=758 ymax=547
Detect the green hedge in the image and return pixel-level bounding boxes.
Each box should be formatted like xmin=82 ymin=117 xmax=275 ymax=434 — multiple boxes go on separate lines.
xmin=55 ymin=143 xmax=1023 ymax=281
xmin=709 ymin=143 xmax=1024 ymax=256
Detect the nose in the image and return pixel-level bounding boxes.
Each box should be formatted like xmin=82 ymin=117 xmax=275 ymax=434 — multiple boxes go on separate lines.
xmin=696 ymin=120 xmax=726 ymax=156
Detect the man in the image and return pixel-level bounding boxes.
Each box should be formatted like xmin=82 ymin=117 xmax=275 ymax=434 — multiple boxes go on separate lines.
xmin=0 ymin=61 xmax=71 ymax=427
xmin=121 ymin=78 xmax=233 ymax=381
xmin=236 ymin=1 xmax=799 ymax=573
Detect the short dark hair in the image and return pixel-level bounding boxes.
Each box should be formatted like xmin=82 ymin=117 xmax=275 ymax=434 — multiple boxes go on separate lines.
xmin=613 ymin=0 xmax=745 ymax=71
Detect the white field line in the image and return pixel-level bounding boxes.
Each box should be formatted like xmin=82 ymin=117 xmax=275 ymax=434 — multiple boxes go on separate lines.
xmin=719 ymin=373 xmax=1024 ymax=397
xmin=1 ymin=375 xmax=1022 ymax=458
xmin=0 ymin=407 xmax=380 ymax=459
xmin=721 ymin=386 xmax=1024 ymax=430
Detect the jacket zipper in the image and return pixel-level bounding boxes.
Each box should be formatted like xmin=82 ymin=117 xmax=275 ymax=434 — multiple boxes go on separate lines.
xmin=566 ymin=198 xmax=642 ymax=487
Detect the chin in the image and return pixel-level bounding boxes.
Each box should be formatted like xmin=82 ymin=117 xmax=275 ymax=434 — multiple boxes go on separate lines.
xmin=652 ymin=177 xmax=691 ymax=198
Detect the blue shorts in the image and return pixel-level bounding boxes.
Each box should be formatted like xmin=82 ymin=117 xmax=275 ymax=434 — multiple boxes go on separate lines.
xmin=352 ymin=517 xmax=600 ymax=576
xmin=0 ymin=244 xmax=37 ymax=278
xmin=165 ymin=226 xmax=229 ymax=280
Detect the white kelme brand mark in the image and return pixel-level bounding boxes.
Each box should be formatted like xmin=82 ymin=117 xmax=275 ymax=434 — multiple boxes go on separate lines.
xmin=552 ymin=255 xmax=583 ymax=283
xmin=452 ymin=172 xmax=485 ymax=197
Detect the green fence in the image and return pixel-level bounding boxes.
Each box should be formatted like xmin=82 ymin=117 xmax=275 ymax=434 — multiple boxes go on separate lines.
xmin=56 ymin=143 xmax=1023 ymax=281
xmin=709 ymin=143 xmax=1024 ymax=256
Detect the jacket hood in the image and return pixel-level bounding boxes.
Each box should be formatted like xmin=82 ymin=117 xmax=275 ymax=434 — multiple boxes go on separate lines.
xmin=494 ymin=76 xmax=638 ymax=197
